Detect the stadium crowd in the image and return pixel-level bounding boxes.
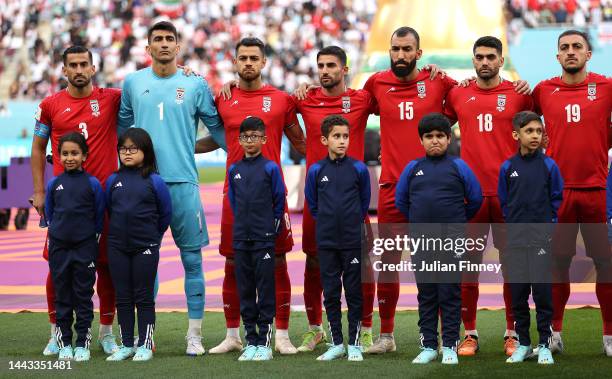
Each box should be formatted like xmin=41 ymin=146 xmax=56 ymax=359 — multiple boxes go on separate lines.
xmin=0 ymin=0 xmax=376 ymax=100
xmin=505 ymin=0 xmax=612 ymax=27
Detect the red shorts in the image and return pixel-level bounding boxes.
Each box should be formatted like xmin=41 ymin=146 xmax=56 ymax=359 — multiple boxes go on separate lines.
xmin=42 ymin=217 xmax=109 ymax=264
xmin=220 ymin=193 xmax=294 ymax=257
xmin=468 ymin=196 xmax=506 ymax=251
xmin=377 ymin=182 xmax=409 ymax=223
xmin=302 ymin=200 xmax=373 ymax=256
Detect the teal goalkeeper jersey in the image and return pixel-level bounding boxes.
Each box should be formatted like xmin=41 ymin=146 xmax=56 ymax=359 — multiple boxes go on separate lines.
xmin=118 ymin=67 xmax=226 ymax=184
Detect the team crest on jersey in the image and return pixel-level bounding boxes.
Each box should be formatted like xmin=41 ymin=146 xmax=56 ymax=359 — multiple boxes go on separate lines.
xmin=262 ymin=96 xmax=272 ymax=113
xmin=417 ymin=81 xmax=426 ymax=98
xmin=89 ymin=100 xmax=100 ymax=117
xmin=342 ymin=96 xmax=351 ymax=113
xmin=176 ymin=88 xmax=185 ymax=104
xmin=587 ymin=83 xmax=597 ymax=101
xmin=496 ymin=94 xmax=506 ymax=112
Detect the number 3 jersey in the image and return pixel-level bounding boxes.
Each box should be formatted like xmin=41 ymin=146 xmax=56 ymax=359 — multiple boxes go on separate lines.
xmin=363 ymin=69 xmax=457 ymax=184
xmin=532 ymin=72 xmax=612 ymax=189
xmin=34 ymin=87 xmax=121 ymax=185
xmin=444 ymin=80 xmax=533 ymax=196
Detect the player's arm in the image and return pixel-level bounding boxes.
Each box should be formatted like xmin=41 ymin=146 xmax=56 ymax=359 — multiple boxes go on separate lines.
xmin=304 ymin=164 xmax=320 ymax=219
xmin=195 ymin=136 xmax=221 ymax=154
xmin=395 ymin=161 xmax=417 ymax=220
xmin=442 ymin=90 xmax=459 ymax=125
xmin=284 ymin=122 xmax=306 ymax=156
xmin=151 ymin=174 xmax=173 ymax=235
xmin=497 ymin=161 xmax=510 ymax=219
xmin=118 ymin=76 xmax=135 ymax=133
xmin=455 ymin=159 xmax=483 ymax=220
xmin=356 ymin=162 xmax=371 ymax=219
xmin=267 ymin=162 xmax=286 ymax=233
xmin=196 ymin=80 xmax=227 ymax=151
xmin=31 ymin=103 xmax=52 ymax=217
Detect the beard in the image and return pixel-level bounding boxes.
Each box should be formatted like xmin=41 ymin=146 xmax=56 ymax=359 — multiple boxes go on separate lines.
xmin=68 ymin=75 xmax=91 ymax=88
xmin=390 ymin=58 xmax=417 ymax=78
xmin=320 ymin=75 xmax=342 ymax=89
xmin=238 ymin=68 xmax=261 ymax=82
xmin=562 ymin=63 xmax=584 ymax=74
xmin=476 ymin=67 xmax=499 ymax=80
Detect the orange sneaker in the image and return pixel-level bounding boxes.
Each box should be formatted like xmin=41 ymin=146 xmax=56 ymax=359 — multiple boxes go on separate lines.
xmin=504 ymin=337 xmax=519 ymax=356
xmin=457 ymin=335 xmax=479 ymax=356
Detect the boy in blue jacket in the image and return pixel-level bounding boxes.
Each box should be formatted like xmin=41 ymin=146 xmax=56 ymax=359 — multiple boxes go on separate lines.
xmin=396 ymin=113 xmax=483 ymax=365
xmin=228 ymin=117 xmax=286 ymax=361
xmin=498 ymin=111 xmax=563 ymax=364
xmin=305 ymin=115 xmax=371 ymax=362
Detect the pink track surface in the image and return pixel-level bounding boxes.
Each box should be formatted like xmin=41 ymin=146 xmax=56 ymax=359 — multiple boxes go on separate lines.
xmin=0 ymin=183 xmax=599 ymax=313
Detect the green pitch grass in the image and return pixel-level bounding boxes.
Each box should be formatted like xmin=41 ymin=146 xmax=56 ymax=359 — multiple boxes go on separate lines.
xmin=198 ymin=166 xmax=226 ymax=183
xmin=1 ymin=310 xmax=611 ymax=378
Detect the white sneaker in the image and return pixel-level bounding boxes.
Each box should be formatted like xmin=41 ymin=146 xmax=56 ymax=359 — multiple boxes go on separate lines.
xmin=275 ymin=335 xmax=298 ymax=354
xmin=367 ymin=335 xmax=396 ymax=354
xmin=186 ymin=335 xmax=205 ymax=356
xmin=604 ymin=336 xmax=612 ymax=357
xmin=549 ymin=333 xmax=564 ymax=354
xmin=209 ymin=336 xmax=243 ymax=354
xmin=43 ymin=336 xmax=59 ymax=356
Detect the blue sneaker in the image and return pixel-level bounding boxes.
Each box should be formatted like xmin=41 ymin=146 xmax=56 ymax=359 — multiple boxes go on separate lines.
xmin=506 ymin=345 xmax=532 ymax=363
xmin=412 ymin=347 xmax=438 ymax=364
xmin=58 ymin=346 xmax=73 ymax=361
xmin=238 ymin=345 xmax=258 ymax=361
xmin=252 ymin=345 xmax=273 ymax=361
xmin=441 ymin=347 xmax=458 ymax=364
xmin=133 ymin=346 xmax=153 ymax=361
xmin=73 ymin=347 xmax=90 ymax=362
xmin=99 ymin=334 xmax=120 ymax=355
xmin=43 ymin=336 xmax=60 ymax=356
xmin=317 ymin=344 xmax=346 ymax=361
xmin=537 ymin=345 xmax=554 ymax=364
xmin=347 ymin=345 xmax=363 ymax=361
xmin=106 ymin=346 xmax=136 ymax=361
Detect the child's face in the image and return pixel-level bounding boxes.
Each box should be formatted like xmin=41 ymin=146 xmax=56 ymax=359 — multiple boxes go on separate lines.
xmin=60 ymin=141 xmax=86 ymax=171
xmin=420 ymin=130 xmax=449 ymax=156
xmin=321 ymin=124 xmax=349 ymax=157
xmin=119 ymin=138 xmax=145 ymax=167
xmin=513 ymin=120 xmax=543 ymax=152
xmin=239 ymin=130 xmax=266 ymax=156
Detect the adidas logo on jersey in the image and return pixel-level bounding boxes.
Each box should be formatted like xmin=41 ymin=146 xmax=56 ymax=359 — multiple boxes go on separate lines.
xmin=143 ymin=249 xmax=152 ymax=255
xmin=415 ymin=170 xmax=424 ymax=176
xmin=234 ymin=173 xmax=242 ymax=180
xmin=88 ymin=262 xmax=95 ymax=268
xmin=231 ymin=100 xmax=239 ymax=107
xmin=551 ymin=87 xmax=560 ymax=94
xmin=56 ymin=184 xmax=64 ymax=191
xmin=510 ymin=171 xmax=519 ymax=177
xmin=62 ymin=107 xmax=71 ymax=114
xmin=465 ymin=96 xmax=476 ymax=103
xmin=350 ymin=258 xmax=359 ymax=264
xmin=263 ymin=253 xmax=271 ymax=260
xmin=321 ymin=176 xmax=329 ymax=182
xmin=538 ymin=248 xmax=547 ymax=256
xmin=114 ymin=181 xmax=123 ymax=188
xmin=386 ymin=87 xmax=396 ymax=93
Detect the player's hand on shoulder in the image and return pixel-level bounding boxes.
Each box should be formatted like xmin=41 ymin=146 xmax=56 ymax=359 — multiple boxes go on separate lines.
xmin=512 ymin=79 xmax=531 ymax=95
xmin=294 ymin=82 xmax=319 ymax=101
xmin=459 ymin=76 xmax=476 ymax=87
xmin=219 ymin=80 xmax=238 ymax=100
xmin=423 ymin=64 xmax=446 ymax=80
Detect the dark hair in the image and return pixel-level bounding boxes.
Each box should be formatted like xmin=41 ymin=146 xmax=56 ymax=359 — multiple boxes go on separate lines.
xmin=118 ymin=128 xmax=158 ymax=177
xmin=558 ymin=29 xmax=591 ymax=51
xmin=418 ymin=113 xmax=451 ymax=138
xmin=240 ymin=116 xmax=266 ymax=134
xmin=58 ymin=132 xmax=88 ymax=155
xmin=235 ymin=37 xmax=266 ymax=56
xmin=391 ymin=26 xmax=420 ymax=49
xmin=62 ymin=45 xmax=92 ymax=65
xmin=321 ymin=115 xmax=350 ymax=138
xmin=473 ymin=36 xmax=503 ymax=55
xmin=512 ymin=111 xmax=543 ymax=131
xmin=317 ymin=46 xmax=347 ymax=67
xmin=148 ymin=21 xmax=178 ymax=43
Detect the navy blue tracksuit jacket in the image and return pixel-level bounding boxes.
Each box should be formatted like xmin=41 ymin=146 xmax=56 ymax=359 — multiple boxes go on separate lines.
xmin=498 ymin=149 xmax=563 ymax=348
xmin=228 ymin=153 xmax=285 ymax=347
xmin=44 ymin=170 xmax=105 ymax=349
xmin=305 ymin=155 xmax=370 ymax=346
xmin=395 ymin=153 xmax=483 ymax=349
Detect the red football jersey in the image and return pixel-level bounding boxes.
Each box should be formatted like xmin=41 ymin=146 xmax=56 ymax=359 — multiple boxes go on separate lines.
xmin=532 ymin=72 xmax=612 ymax=188
xmin=294 ymin=87 xmax=374 ymax=167
xmin=444 ymin=80 xmax=534 ymax=196
xmin=216 ymin=85 xmax=298 ymax=191
xmin=363 ymin=69 xmax=457 ymax=183
xmin=34 ymin=87 xmax=121 ymax=187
